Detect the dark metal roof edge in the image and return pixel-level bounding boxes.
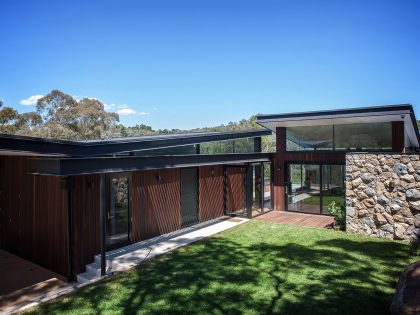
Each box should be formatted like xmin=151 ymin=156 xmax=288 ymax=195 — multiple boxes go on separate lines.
xmin=0 ymin=129 xmax=270 ymax=146
xmin=256 ymin=104 xmax=414 ymax=121
xmin=0 ymin=129 xmax=271 ymax=157
xmin=30 ymin=153 xmax=274 ymax=176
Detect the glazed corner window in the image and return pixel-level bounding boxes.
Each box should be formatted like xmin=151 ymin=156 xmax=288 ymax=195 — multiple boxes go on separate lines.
xmin=334 ymin=122 xmax=392 ymax=151
xmin=286 ymin=125 xmax=333 ymax=151
xmin=286 ymin=122 xmax=393 ymax=151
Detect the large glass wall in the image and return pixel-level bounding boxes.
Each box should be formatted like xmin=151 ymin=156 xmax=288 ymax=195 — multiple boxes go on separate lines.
xmin=286 ymin=122 xmax=392 ymax=151
xmin=286 ymin=164 xmax=345 ymax=215
xmin=286 ymin=125 xmax=334 ymax=151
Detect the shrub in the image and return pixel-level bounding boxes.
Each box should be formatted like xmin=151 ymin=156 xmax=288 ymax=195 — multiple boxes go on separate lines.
xmin=327 ymin=201 xmax=346 ymax=230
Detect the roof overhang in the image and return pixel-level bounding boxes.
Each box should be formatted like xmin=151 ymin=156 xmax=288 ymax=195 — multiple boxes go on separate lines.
xmin=30 ymin=153 xmax=274 ymax=176
xmin=0 ymin=129 xmax=271 ymax=157
xmin=256 ymin=104 xmax=419 ymax=148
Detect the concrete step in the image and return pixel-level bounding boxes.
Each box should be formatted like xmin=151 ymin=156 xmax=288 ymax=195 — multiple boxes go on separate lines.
xmin=94 ymin=255 xmax=112 ymax=266
xmin=86 ymin=262 xmax=112 ymax=277
xmin=76 ymin=271 xmax=97 ymax=284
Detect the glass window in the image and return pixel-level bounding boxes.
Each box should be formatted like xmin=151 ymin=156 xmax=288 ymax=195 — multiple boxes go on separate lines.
xmin=286 ymin=164 xmax=345 ymax=215
xmin=334 ymin=122 xmax=392 ymax=151
xmin=287 ymin=164 xmax=322 ymax=214
xmin=286 ymin=125 xmax=333 ymax=151
xmin=321 ymin=165 xmax=345 ymax=215
xmin=108 ymin=176 xmax=130 ymax=248
xmin=286 ymin=122 xmax=393 ymax=151
xmin=200 ymin=140 xmax=234 ymax=154
xmin=200 ymin=137 xmax=256 ymax=154
xmin=263 ymin=163 xmax=272 ymax=211
xmin=234 ymin=138 xmax=255 ymax=153
xmin=251 ymin=163 xmax=263 ymax=216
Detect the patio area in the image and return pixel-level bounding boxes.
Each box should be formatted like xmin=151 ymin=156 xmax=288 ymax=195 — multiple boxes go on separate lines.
xmin=255 ymin=210 xmax=335 ymax=228
xmin=0 ymin=250 xmax=67 ymax=311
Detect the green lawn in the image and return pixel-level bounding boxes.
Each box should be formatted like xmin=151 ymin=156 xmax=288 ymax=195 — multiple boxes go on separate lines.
xmin=24 ymin=220 xmax=417 ymax=315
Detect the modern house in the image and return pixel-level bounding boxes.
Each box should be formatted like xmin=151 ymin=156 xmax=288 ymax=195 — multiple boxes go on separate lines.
xmin=0 ymin=104 xmax=419 ymax=284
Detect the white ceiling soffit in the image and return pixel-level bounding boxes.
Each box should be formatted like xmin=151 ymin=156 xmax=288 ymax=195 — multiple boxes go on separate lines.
xmin=257 ymin=110 xmax=419 ymax=147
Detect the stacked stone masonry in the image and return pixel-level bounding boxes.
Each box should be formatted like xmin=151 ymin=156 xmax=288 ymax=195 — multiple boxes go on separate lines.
xmin=346 ymin=153 xmax=420 ymax=241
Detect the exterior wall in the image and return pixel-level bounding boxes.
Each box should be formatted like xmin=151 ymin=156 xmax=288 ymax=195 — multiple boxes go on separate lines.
xmin=346 ymin=153 xmax=420 ymax=241
xmin=274 ymin=127 xmax=346 ymax=211
xmin=0 ymin=156 xmax=69 ymax=277
xmin=0 ymin=159 xmax=253 ymax=278
xmin=273 ymin=122 xmax=404 ymax=212
xmin=132 ymin=169 xmax=181 ymax=242
xmin=198 ymin=166 xmax=224 ymax=222
xmin=71 ymin=175 xmax=100 ymax=276
xmin=226 ymin=167 xmax=245 ymax=212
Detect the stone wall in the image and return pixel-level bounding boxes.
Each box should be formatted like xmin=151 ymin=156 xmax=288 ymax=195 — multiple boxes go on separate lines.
xmin=346 ymin=153 xmax=420 ymax=241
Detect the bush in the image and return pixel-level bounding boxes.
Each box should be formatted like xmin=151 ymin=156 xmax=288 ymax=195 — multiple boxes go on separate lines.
xmin=327 ymin=201 xmax=346 ymax=230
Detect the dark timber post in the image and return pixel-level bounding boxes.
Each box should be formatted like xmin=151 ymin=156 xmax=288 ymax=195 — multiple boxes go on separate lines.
xmin=223 ymin=166 xmax=227 ymax=215
xmin=260 ymin=162 xmax=265 ymax=212
xmin=64 ymin=177 xmax=74 ymax=282
xmin=254 ymin=137 xmax=262 ymax=152
xmin=245 ymin=164 xmax=253 ymax=218
xmin=99 ymin=174 xmax=106 ymax=277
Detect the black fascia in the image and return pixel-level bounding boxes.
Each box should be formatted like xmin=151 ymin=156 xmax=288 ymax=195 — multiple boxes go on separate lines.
xmin=30 ymin=153 xmax=274 ymax=176
xmin=0 ymin=129 xmax=271 ymax=157
xmin=255 ymin=104 xmax=414 ymax=121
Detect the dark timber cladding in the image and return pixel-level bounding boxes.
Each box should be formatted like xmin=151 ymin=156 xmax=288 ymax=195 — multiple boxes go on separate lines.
xmin=131 ymin=169 xmax=181 ymax=242
xmin=392 ymin=121 xmax=405 ymax=152
xmin=199 ymin=166 xmax=224 ymax=222
xmin=226 ymin=167 xmax=245 ymax=213
xmin=0 ymin=156 xmax=68 ymax=276
xmin=71 ymin=175 xmax=100 ymax=277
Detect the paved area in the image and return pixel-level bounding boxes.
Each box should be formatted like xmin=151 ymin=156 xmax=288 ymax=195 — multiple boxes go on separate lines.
xmin=78 ymin=216 xmax=249 ymax=283
xmin=255 ymin=210 xmax=335 ymax=228
xmin=2 ymin=216 xmax=249 ymax=314
xmin=0 ymin=250 xmax=67 ymax=311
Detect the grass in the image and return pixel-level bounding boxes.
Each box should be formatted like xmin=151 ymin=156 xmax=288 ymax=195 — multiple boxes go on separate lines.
xmin=24 ymin=220 xmax=417 ymax=315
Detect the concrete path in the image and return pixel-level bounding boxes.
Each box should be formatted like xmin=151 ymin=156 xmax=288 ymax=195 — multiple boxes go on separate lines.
xmin=78 ymin=216 xmax=249 ymax=283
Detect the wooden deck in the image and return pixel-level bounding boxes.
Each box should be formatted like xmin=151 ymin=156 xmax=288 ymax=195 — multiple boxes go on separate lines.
xmin=255 ymin=211 xmax=335 ymax=228
xmin=0 ymin=250 xmax=67 ymax=310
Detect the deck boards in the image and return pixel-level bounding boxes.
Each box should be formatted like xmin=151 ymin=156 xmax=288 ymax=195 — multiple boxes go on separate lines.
xmin=255 ymin=211 xmax=334 ymax=228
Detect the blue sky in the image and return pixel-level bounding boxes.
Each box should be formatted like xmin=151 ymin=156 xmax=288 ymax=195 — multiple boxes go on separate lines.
xmin=1 ymin=0 xmax=420 ymax=129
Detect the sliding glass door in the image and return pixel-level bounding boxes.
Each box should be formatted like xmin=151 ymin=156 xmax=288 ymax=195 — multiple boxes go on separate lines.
xmin=286 ymin=164 xmax=344 ymax=215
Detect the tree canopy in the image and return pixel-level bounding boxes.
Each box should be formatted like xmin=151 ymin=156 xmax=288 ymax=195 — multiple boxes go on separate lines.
xmin=0 ymin=89 xmax=275 ymax=151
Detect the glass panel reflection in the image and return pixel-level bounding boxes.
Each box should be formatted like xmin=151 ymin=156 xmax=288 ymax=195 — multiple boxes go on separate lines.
xmin=108 ymin=176 xmax=130 ymax=247
xmin=321 ymin=165 xmax=346 ymax=215
xmin=287 ymin=164 xmax=321 ymax=214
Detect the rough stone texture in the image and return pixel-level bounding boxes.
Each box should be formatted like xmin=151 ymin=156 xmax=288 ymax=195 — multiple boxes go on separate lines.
xmin=390 ymin=261 xmax=420 ymax=315
xmin=346 ymin=154 xmax=420 ymax=241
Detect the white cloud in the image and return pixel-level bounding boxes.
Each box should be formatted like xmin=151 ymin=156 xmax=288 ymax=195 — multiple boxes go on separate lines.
xmin=20 ymin=95 xmax=43 ymax=106
xmin=116 ymin=104 xmax=149 ymax=116
xmin=117 ymin=108 xmax=137 ymax=115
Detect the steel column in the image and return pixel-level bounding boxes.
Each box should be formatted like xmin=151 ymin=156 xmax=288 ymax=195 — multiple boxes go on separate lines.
xmin=99 ymin=174 xmax=106 ymax=276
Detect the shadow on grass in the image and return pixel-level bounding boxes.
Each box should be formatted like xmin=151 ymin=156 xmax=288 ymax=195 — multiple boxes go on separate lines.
xmin=28 ymin=229 xmax=412 ymax=315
